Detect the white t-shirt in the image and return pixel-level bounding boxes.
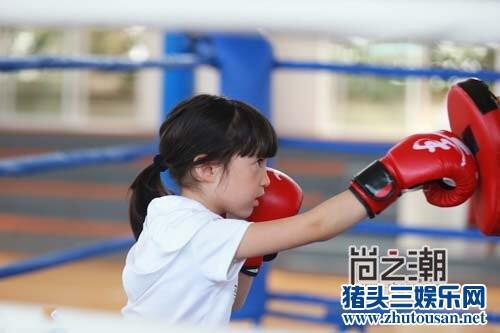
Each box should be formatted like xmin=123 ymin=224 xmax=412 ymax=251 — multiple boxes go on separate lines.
xmin=121 ymin=195 xmax=251 ymax=326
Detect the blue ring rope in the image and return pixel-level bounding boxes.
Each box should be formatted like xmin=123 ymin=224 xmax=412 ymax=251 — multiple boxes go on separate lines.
xmin=1 ymin=55 xmax=500 ymax=82
xmin=0 ymin=55 xmax=205 ymax=72
xmin=275 ymin=60 xmax=500 ymax=81
xmin=0 ymin=221 xmax=496 ymax=279
xmin=351 ymin=220 xmax=500 ymax=242
xmin=0 ymin=142 xmax=156 ymax=176
xmin=0 ymin=237 xmax=133 ymax=279
xmin=0 ymin=138 xmax=390 ymax=177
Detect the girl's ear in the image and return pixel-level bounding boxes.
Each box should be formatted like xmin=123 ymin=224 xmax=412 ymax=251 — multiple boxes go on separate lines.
xmin=191 ymin=155 xmax=222 ymax=183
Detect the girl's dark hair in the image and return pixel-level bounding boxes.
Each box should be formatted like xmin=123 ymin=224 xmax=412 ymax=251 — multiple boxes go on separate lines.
xmin=128 ymin=94 xmax=277 ymax=240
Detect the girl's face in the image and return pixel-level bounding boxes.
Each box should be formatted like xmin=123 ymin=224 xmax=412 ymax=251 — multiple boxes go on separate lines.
xmin=214 ymin=155 xmax=270 ymax=219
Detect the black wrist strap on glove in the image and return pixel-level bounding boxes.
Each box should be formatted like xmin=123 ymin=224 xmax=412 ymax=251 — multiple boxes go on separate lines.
xmin=240 ymin=253 xmax=278 ymax=277
xmin=240 ymin=266 xmax=259 ymax=277
xmin=350 ymin=160 xmax=398 ymax=218
xmin=263 ymin=253 xmax=278 ymax=262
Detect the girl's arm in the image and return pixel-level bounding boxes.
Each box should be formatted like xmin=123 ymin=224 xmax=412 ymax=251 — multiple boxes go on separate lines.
xmin=235 ymin=190 xmax=366 ymax=260
xmin=237 ymin=127 xmax=478 ymax=260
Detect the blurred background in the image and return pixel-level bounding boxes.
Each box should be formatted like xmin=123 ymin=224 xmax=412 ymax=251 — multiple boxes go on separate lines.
xmin=0 ymin=21 xmax=499 ymax=332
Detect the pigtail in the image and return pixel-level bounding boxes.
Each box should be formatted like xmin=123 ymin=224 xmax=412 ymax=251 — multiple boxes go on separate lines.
xmin=128 ymin=164 xmax=169 ymax=240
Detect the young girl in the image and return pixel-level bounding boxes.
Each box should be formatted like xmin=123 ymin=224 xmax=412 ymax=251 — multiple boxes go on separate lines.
xmin=122 ymin=94 xmax=476 ymax=325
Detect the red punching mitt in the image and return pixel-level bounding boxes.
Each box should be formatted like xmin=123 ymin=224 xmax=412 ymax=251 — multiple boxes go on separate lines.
xmin=447 ymin=78 xmax=500 ymax=235
xmin=240 ymin=167 xmax=303 ymax=276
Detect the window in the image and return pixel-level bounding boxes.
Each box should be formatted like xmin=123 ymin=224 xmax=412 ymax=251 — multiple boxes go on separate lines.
xmin=87 ymin=29 xmax=142 ymax=119
xmin=429 ymin=42 xmax=496 ymax=107
xmin=10 ymin=29 xmax=64 ymax=116
xmin=0 ymin=27 xmax=152 ymax=130
xmin=328 ymin=41 xmax=420 ymax=139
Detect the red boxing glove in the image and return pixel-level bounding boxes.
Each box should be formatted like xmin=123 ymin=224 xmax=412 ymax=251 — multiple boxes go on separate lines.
xmin=349 ymin=130 xmax=478 ymax=218
xmin=240 ymin=168 xmax=303 ymax=277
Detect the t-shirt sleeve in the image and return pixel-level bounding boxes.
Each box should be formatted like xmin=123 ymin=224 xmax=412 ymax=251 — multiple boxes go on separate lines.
xmin=191 ymin=218 xmax=251 ymax=283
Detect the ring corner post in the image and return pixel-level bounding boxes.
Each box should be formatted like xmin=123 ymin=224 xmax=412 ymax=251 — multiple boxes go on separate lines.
xmin=161 ymin=32 xmax=195 ymax=192
xmin=162 ymin=32 xmax=195 ymax=119
xmin=209 ymin=33 xmax=274 ymax=120
xmin=211 ymin=33 xmax=274 ymax=324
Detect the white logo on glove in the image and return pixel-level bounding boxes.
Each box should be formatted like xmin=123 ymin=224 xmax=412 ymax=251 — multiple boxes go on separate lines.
xmin=412 ymin=133 xmax=472 ymax=167
xmin=413 ymin=138 xmax=452 ymax=153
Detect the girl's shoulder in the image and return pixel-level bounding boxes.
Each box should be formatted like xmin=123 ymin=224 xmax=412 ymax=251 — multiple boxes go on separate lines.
xmin=147 ymin=195 xmax=218 ymax=220
xmin=146 ymin=195 xmax=222 ymax=223
xmin=141 ymin=195 xmax=221 ymax=251
xmin=144 ymin=195 xmax=222 ymax=232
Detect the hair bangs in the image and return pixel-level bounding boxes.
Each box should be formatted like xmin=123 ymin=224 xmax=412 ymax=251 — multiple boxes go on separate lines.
xmin=230 ymin=102 xmax=277 ymax=159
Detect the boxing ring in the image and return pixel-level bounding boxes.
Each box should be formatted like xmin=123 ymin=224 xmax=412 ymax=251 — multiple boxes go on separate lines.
xmin=1 ymin=4 xmax=500 ymax=330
